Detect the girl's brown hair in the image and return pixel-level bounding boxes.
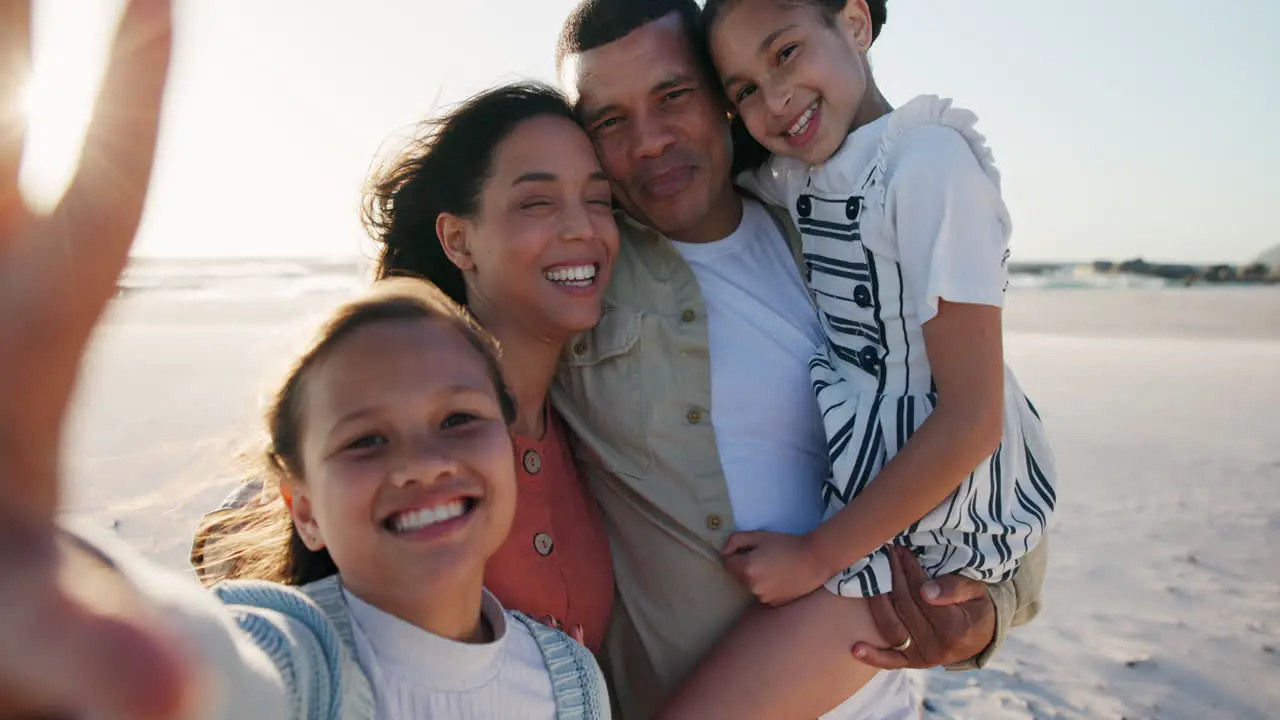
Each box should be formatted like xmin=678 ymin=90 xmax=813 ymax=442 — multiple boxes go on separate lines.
xmin=703 ymin=0 xmax=887 ymax=39
xmin=191 ymin=278 xmax=516 ymax=586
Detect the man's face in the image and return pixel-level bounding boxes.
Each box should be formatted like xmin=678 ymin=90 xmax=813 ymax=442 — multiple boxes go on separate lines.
xmin=563 ymin=13 xmax=736 ymax=242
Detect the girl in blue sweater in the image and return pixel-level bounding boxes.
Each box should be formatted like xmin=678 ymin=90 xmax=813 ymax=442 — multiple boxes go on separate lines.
xmin=0 ymin=3 xmax=609 ymax=718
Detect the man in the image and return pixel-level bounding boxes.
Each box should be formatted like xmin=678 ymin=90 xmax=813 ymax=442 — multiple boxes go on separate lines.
xmin=548 ymin=0 xmax=1047 ymax=717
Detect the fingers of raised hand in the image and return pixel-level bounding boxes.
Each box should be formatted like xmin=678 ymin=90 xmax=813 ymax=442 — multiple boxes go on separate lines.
xmin=54 ymin=0 xmax=173 ymax=301
xmin=0 ymin=0 xmax=173 ymax=523
xmin=0 ymin=0 xmax=32 ymax=238
xmin=0 ymin=5 xmax=177 ymax=713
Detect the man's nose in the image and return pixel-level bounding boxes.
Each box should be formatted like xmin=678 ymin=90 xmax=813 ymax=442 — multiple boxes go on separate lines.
xmin=632 ymin=113 xmax=677 ymax=159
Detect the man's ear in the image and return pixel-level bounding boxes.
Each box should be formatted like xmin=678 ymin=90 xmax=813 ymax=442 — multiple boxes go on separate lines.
xmin=286 ymin=483 xmax=326 ymax=552
xmin=437 ymin=213 xmax=476 ymax=272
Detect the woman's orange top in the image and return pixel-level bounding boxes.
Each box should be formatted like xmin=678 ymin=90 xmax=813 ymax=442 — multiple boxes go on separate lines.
xmin=483 ymin=405 xmax=614 ymax=654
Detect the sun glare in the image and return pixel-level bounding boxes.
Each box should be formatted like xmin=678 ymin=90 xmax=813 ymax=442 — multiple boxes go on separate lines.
xmin=17 ymin=0 xmax=120 ymax=213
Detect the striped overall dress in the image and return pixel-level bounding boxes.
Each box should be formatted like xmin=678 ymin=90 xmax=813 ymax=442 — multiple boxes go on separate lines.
xmin=757 ymin=96 xmax=1059 ymax=598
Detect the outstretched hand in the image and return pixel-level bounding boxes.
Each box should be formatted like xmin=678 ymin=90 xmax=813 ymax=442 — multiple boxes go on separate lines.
xmin=0 ymin=1 xmax=185 ymax=717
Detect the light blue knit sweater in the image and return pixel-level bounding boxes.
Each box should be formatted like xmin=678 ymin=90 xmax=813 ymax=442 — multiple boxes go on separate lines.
xmin=72 ymin=525 xmax=611 ymax=720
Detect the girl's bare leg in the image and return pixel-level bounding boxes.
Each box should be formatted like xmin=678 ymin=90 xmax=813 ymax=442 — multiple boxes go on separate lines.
xmin=657 ymin=590 xmax=888 ymax=720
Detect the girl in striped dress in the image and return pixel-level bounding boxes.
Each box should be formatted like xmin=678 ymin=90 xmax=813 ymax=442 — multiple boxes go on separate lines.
xmin=659 ymin=0 xmax=1058 ymax=717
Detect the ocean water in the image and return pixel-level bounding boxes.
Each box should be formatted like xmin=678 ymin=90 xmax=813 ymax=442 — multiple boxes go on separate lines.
xmin=120 ymin=256 xmax=373 ymax=299
xmin=122 ymin=257 xmax=1212 ymax=299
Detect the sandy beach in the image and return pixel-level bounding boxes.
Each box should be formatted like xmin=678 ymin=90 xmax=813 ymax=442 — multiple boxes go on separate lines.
xmin=62 ymin=282 xmax=1280 ymax=719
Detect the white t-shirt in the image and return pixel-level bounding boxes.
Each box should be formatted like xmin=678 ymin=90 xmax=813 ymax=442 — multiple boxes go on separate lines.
xmin=670 ymin=198 xmax=829 ymax=535
xmin=344 ymin=588 xmax=558 ymax=719
xmin=671 ymin=199 xmax=919 ymax=719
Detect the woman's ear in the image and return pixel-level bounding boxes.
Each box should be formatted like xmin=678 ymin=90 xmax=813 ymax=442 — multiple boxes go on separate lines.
xmin=436 ymin=213 xmax=476 ymax=272
xmin=285 ymin=483 xmax=327 ymax=552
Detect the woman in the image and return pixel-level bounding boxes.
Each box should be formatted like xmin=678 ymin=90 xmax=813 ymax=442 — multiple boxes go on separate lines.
xmin=363 ymin=81 xmax=619 ymax=652
xmin=194 ymin=80 xmax=619 ymax=655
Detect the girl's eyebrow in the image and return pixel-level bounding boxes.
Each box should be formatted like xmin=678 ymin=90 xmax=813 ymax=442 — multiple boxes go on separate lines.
xmin=757 ymin=24 xmax=798 ymax=54
xmin=722 ymin=24 xmax=800 ymax=90
xmin=326 ymin=385 xmax=494 ymax=433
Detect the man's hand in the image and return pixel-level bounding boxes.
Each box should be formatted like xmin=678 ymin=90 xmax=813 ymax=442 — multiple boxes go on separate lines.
xmin=721 ymin=530 xmax=830 ymax=606
xmin=853 ymin=545 xmax=996 ymax=669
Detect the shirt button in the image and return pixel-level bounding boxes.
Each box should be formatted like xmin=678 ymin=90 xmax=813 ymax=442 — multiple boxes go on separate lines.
xmin=681 ymin=308 xmax=696 ymax=323
xmin=706 ymin=514 xmax=723 ymax=531
xmin=533 ymin=532 xmax=555 ymax=556
xmin=853 ymin=284 xmax=873 ymax=308
xmin=845 ymin=196 xmax=863 ymax=220
xmin=858 ymin=345 xmax=878 ymax=370
xmin=686 ymin=408 xmax=702 ymax=424
xmin=522 ymin=449 xmax=542 ymax=475
xmin=573 ymin=341 xmax=588 ymax=356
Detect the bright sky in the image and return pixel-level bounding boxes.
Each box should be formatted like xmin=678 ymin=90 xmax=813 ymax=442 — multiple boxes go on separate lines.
xmin=18 ymin=0 xmax=1280 ymax=263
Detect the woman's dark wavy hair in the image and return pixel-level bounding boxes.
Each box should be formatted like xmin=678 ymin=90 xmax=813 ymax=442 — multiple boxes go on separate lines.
xmin=363 ymin=81 xmax=579 ymax=305
xmin=707 ymin=0 xmax=889 ymax=175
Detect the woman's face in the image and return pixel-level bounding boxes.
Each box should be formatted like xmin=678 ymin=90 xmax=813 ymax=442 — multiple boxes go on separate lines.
xmin=288 ymin=317 xmax=518 ymax=606
xmin=449 ymin=114 xmax=620 ymax=341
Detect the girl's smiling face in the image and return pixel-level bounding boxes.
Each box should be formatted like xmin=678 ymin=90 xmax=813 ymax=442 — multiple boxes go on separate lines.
xmin=711 ymin=0 xmax=875 ymax=165
xmin=286 ymin=316 xmax=517 ymax=606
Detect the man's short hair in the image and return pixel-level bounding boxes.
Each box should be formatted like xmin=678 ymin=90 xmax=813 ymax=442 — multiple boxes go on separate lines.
xmin=555 ymin=0 xmax=710 ymax=80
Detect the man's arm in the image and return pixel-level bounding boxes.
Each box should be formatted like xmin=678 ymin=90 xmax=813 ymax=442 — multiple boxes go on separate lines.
xmin=852 ymin=534 xmax=1049 ymax=670
xmin=950 ymin=532 xmax=1047 ymax=670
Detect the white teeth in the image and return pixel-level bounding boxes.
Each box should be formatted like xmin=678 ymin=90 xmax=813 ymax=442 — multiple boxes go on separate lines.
xmin=785 ymin=103 xmax=817 ymax=137
xmin=390 ymin=500 xmax=467 ymax=533
xmin=543 ymin=264 xmax=597 ymax=286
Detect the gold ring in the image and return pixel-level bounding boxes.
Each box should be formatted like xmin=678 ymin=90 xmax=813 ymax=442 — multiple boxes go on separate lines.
xmin=888 ymin=635 xmax=912 ymax=652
